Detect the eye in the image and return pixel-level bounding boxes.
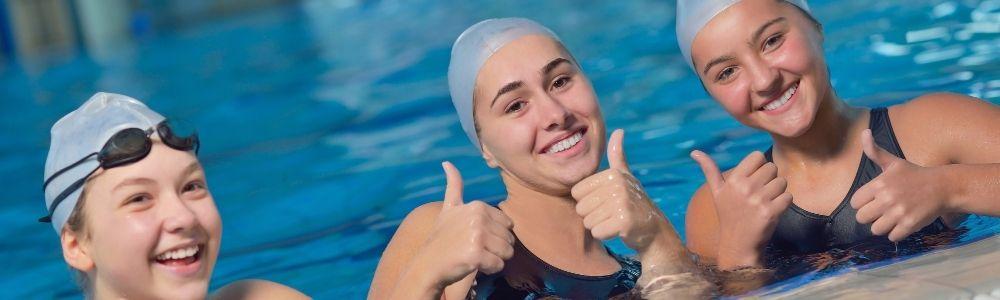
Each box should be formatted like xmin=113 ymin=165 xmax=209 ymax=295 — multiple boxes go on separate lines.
xmin=763 ymin=33 xmax=785 ymax=52
xmin=504 ymin=100 xmax=526 ymax=114
xmin=125 ymin=194 xmax=152 ymax=206
xmin=182 ymin=180 xmax=207 ymax=194
xmin=715 ymin=66 xmax=737 ymax=82
xmin=551 ymin=76 xmax=571 ymax=90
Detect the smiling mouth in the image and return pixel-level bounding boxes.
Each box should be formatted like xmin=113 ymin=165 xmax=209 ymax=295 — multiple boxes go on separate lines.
xmin=760 ymin=82 xmax=799 ymax=111
xmin=542 ymin=129 xmax=585 ymax=154
xmin=153 ymin=244 xmax=202 ymax=266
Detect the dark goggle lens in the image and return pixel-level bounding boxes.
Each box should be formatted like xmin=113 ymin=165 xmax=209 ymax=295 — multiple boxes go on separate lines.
xmin=98 ymin=128 xmax=152 ymax=168
xmin=158 ymin=120 xmax=199 ymax=153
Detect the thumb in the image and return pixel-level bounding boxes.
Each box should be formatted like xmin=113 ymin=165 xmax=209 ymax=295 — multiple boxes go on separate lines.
xmin=690 ymin=150 xmax=725 ymax=194
xmin=861 ymin=129 xmax=899 ymax=169
xmin=441 ymin=161 xmax=465 ymax=209
xmin=607 ymin=129 xmax=630 ymax=173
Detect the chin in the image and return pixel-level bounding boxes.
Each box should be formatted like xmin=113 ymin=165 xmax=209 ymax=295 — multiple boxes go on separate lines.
xmin=158 ymin=282 xmax=210 ymax=300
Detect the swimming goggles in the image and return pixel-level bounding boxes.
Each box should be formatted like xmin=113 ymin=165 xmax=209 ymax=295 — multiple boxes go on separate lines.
xmin=40 ymin=120 xmax=199 ymax=222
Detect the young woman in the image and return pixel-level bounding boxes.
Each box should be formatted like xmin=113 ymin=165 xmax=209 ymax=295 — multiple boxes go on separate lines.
xmin=370 ymin=18 xmax=711 ymax=299
xmin=42 ymin=92 xmax=308 ymax=299
xmin=678 ymin=0 xmax=1000 ymax=273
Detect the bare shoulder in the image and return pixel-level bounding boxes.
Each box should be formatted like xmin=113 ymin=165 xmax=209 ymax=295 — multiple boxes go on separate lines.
xmin=889 ymin=93 xmax=1000 ymax=164
xmin=212 ymin=279 xmax=310 ymax=300
xmin=368 ymin=201 xmax=443 ymax=299
xmin=893 ymin=92 xmax=997 ymax=117
xmin=685 ymin=183 xmax=719 ymax=260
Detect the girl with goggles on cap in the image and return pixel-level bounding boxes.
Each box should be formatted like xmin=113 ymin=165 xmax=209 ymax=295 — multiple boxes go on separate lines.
xmin=42 ymin=92 xmax=308 ymax=299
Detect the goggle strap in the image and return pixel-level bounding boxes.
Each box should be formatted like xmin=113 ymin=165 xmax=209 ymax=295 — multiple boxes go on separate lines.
xmin=40 ymin=166 xmax=100 ymax=223
xmin=42 ymin=152 xmax=98 ymax=190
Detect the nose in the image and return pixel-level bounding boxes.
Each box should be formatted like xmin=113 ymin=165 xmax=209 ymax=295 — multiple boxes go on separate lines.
xmin=746 ymin=56 xmax=781 ymax=97
xmin=538 ymin=94 xmax=573 ymax=131
xmin=161 ymin=193 xmax=198 ymax=234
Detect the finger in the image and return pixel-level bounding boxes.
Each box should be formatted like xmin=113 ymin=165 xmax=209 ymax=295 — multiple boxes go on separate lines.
xmin=757 ymin=177 xmax=788 ymax=204
xmin=607 ymin=129 xmax=630 ymax=173
xmin=571 ymin=169 xmax=616 ymax=200
xmin=481 ymin=204 xmax=514 ymax=229
xmin=732 ymin=151 xmax=768 ymax=178
xmin=849 ymin=180 xmax=877 ymax=210
xmin=748 ymin=162 xmax=779 ymax=188
xmin=442 ymin=161 xmax=464 ymax=209
xmin=855 ymin=196 xmax=888 ymax=224
xmin=690 ymin=150 xmax=725 ymax=194
xmin=887 ymin=223 xmax=916 ymax=242
xmin=485 ymin=221 xmax=516 ymax=246
xmin=575 ymin=189 xmax=607 ymax=217
xmin=582 ymin=200 xmax=615 ymax=230
xmin=861 ymin=129 xmax=899 ymax=169
xmin=768 ymin=192 xmax=793 ymax=215
xmin=482 ymin=232 xmax=515 ymax=261
xmin=476 ymin=252 xmax=507 ymax=275
xmin=590 ymin=218 xmax=623 ymax=240
xmin=870 ymin=213 xmax=897 ymax=236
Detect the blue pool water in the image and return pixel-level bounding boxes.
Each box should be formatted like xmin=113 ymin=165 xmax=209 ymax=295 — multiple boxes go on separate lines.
xmin=1 ymin=0 xmax=998 ymax=298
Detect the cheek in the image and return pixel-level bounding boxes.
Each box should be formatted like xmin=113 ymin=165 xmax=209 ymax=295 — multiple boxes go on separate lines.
xmin=773 ymin=36 xmax=819 ymax=74
xmin=710 ymin=83 xmax=752 ymax=116
xmin=481 ymin=118 xmax=536 ymax=158
xmin=196 ymin=198 xmax=222 ymax=237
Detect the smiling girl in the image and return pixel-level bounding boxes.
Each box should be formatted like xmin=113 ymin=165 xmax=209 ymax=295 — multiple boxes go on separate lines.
xmin=677 ymin=0 xmax=1000 ymax=275
xmin=42 ymin=92 xmax=307 ymax=299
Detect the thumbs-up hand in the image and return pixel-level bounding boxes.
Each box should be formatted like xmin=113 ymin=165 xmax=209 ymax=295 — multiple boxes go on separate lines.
xmin=850 ymin=129 xmax=948 ymax=242
xmin=571 ymin=129 xmax=666 ymax=252
xmin=413 ymin=162 xmax=515 ymax=288
xmin=690 ymin=149 xmax=791 ymax=269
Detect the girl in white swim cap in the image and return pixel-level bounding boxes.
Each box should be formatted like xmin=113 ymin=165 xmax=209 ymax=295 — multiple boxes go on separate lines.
xmin=677 ymin=0 xmax=1000 ymax=293
xmin=43 ymin=92 xmax=308 ymax=299
xmin=370 ymin=18 xmax=712 ymax=299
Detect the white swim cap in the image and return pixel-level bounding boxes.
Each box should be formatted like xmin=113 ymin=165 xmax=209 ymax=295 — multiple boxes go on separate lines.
xmin=676 ymin=0 xmax=812 ymax=71
xmin=43 ymin=92 xmax=165 ymax=233
xmin=447 ymin=18 xmax=561 ymax=147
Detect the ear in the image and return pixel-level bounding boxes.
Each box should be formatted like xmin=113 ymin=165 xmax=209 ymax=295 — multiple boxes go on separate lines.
xmin=480 ymin=144 xmax=500 ymax=169
xmin=61 ymin=227 xmax=95 ymax=273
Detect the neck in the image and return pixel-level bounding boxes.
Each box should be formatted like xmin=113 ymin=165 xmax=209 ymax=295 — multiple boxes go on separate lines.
xmin=771 ymin=88 xmax=864 ymax=163
xmin=497 ymin=171 xmax=603 ymax=253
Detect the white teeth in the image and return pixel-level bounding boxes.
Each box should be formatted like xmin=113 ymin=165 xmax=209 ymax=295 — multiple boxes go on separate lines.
xmin=763 ymin=83 xmax=798 ymax=111
xmin=545 ymin=132 xmax=583 ymax=154
xmin=156 ymin=245 xmax=200 ymax=261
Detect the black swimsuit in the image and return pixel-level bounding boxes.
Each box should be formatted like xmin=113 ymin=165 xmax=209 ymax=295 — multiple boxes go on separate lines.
xmin=767 ymin=107 xmax=947 ymax=254
xmin=472 ymin=207 xmax=641 ymax=300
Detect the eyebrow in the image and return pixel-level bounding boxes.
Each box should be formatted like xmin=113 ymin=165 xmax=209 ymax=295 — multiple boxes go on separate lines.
xmin=113 ymin=177 xmax=156 ymax=192
xmin=752 ymin=17 xmax=787 ymax=46
xmin=111 ymin=161 xmax=203 ymax=192
xmin=702 ymin=55 xmax=735 ymax=76
xmin=490 ymin=80 xmax=524 ymax=108
xmin=701 ymin=17 xmax=786 ymax=76
xmin=541 ymin=57 xmax=571 ymax=75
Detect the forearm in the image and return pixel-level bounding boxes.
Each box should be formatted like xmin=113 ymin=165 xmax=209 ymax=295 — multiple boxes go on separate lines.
xmin=940 ymin=163 xmax=1000 ymax=216
xmin=387 ymin=266 xmax=443 ymax=300
xmin=636 ymin=220 xmax=715 ymax=298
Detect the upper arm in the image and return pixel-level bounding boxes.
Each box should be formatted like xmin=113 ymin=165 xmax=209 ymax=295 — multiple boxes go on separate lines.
xmin=891 ymin=93 xmax=1000 ymax=165
xmin=685 ymin=183 xmax=720 ymax=262
xmin=212 ymin=279 xmax=310 ymax=300
xmin=368 ymin=202 xmax=442 ymax=299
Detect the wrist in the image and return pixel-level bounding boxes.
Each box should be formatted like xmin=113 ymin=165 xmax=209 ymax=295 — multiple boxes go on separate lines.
xmin=715 ymin=243 xmax=763 ymax=270
xmin=394 ymin=260 xmax=445 ymax=299
xmin=931 ymin=165 xmax=963 ymax=213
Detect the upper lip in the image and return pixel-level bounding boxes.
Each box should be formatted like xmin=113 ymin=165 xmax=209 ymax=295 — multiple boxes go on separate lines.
xmin=152 ymin=241 xmax=203 ymax=260
xmin=756 ymin=82 xmax=798 ymax=110
xmin=538 ymin=127 xmax=586 ymax=154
